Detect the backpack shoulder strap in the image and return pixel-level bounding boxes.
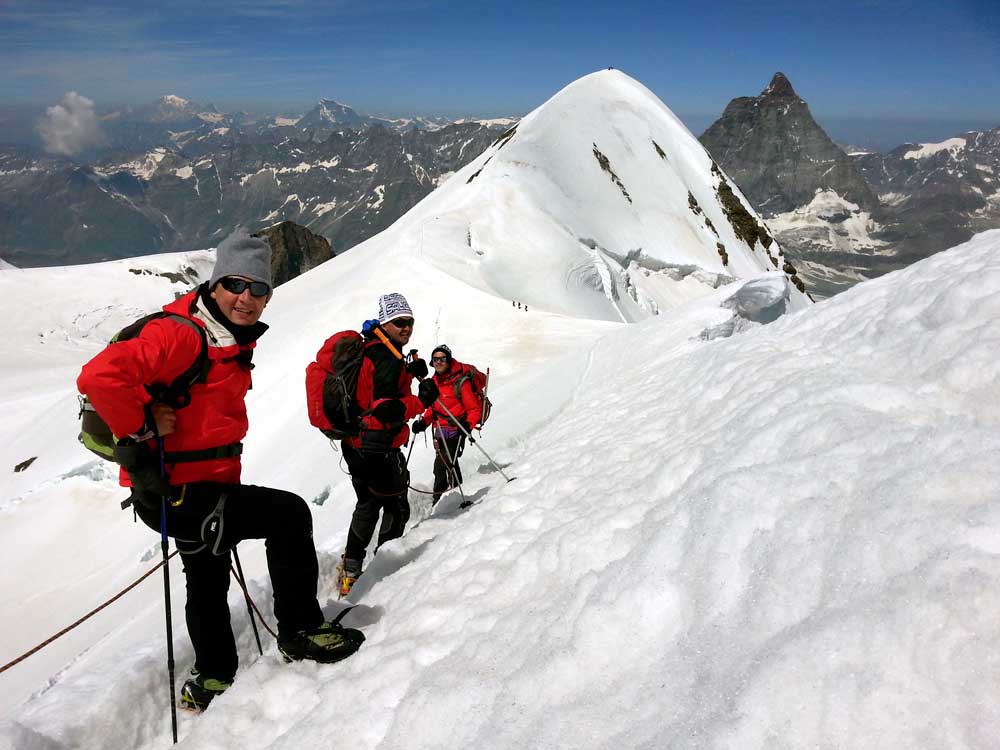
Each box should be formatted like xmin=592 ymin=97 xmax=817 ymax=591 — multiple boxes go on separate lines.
xmin=161 ymin=314 xmax=210 ymax=387
xmin=453 ymin=368 xmax=474 ymax=400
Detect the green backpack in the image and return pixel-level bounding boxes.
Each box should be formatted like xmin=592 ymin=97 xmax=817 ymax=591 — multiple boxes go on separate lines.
xmin=78 ymin=313 xmax=209 ymax=461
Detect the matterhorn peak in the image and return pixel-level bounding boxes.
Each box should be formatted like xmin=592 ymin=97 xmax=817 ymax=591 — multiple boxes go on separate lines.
xmin=761 ymin=72 xmax=797 ymax=99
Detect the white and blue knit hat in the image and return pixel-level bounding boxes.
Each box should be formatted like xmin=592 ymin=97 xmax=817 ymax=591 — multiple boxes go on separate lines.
xmin=377 ymin=293 xmax=413 ymax=324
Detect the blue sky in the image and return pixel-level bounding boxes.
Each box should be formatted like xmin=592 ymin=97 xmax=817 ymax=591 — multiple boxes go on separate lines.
xmin=2 ymin=0 xmax=999 ymax=147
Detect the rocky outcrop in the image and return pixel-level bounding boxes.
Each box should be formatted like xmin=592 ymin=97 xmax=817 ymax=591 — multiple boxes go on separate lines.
xmin=253 ymin=221 xmax=332 ymax=286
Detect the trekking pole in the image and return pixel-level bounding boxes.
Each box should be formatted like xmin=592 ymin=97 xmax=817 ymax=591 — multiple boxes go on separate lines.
xmin=373 ymin=329 xmax=515 ymax=482
xmin=232 ymin=547 xmax=263 ymax=657
xmin=157 ymin=438 xmax=179 ymax=745
xmin=438 ymin=426 xmax=468 ymax=504
xmin=432 ymin=397 xmax=514 ymax=482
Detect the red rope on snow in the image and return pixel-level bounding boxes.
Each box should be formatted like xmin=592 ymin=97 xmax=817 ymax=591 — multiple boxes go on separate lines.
xmin=0 ymin=550 xmax=179 ymax=675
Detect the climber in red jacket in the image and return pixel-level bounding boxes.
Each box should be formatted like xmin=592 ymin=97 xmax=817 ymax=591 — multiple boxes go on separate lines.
xmin=77 ymin=230 xmax=360 ymax=711
xmin=412 ymin=344 xmax=483 ymax=504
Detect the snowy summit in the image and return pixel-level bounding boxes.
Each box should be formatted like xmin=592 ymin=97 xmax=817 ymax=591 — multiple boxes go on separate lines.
xmin=1 ymin=70 xmax=999 ymax=750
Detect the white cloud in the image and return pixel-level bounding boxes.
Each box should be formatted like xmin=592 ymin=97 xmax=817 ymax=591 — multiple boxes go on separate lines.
xmin=37 ymin=91 xmax=104 ymax=156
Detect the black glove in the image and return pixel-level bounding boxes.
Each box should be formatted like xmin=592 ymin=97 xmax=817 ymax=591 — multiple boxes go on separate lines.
xmin=126 ymin=464 xmax=172 ymax=498
xmin=412 ymin=417 xmax=428 ymax=434
xmin=418 ymin=379 xmax=440 ymax=408
xmin=406 ymin=357 xmax=429 ymax=380
xmin=115 ymin=439 xmax=171 ymax=497
xmin=372 ymin=399 xmax=406 ymax=424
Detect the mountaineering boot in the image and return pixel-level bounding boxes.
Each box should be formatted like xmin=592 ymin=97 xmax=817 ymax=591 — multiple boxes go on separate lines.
xmin=277 ymin=621 xmax=366 ymax=664
xmin=179 ymin=669 xmax=232 ymax=712
xmin=336 ymin=556 xmax=363 ymax=599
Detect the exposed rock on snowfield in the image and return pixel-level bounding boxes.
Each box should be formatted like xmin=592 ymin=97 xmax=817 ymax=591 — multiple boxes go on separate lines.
xmin=253 ymin=221 xmax=332 ymax=286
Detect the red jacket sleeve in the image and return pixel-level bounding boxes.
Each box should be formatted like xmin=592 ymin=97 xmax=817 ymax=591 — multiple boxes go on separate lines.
xmin=77 ymin=318 xmax=203 ymax=438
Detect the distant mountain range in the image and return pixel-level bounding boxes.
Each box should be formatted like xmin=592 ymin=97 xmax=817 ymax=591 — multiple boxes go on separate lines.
xmin=2 ymin=86 xmax=998 ymax=299
xmin=699 ymin=73 xmax=1000 ymax=296
xmin=92 ymin=95 xmax=509 ymax=154
xmin=0 ymin=94 xmax=511 ymax=266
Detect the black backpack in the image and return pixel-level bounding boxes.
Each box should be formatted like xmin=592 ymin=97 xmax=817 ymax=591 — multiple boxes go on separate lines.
xmin=78 ymin=313 xmax=210 ymax=461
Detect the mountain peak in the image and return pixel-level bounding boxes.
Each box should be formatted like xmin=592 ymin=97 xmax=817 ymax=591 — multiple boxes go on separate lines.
xmin=700 ymin=72 xmax=879 ymax=218
xmin=158 ymin=94 xmax=191 ymax=108
xmin=318 ymin=98 xmax=353 ymax=109
xmin=762 ymin=72 xmax=797 ymax=98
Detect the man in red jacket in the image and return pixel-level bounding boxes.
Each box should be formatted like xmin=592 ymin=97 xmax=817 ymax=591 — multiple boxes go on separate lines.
xmin=412 ymin=345 xmax=483 ymax=503
xmin=336 ymin=293 xmax=439 ymax=597
xmin=77 ymin=230 xmax=359 ymax=712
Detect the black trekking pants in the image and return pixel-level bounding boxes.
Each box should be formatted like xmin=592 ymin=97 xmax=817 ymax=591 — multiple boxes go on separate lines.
xmin=341 ymin=444 xmax=410 ymax=564
xmin=133 ymin=482 xmax=324 ymax=682
xmin=432 ymin=433 xmax=465 ymax=502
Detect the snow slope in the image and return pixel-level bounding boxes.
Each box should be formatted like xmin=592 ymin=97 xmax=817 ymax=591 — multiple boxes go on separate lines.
xmin=384 ymin=70 xmax=800 ymax=322
xmin=3 ymin=225 xmax=998 ymax=749
xmin=2 ymin=71 xmax=998 ymax=749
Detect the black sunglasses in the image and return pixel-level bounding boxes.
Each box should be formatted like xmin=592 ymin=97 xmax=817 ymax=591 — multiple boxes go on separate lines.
xmin=431 ymin=356 xmax=449 ymax=362
xmin=219 ymin=277 xmax=270 ymax=297
xmin=387 ymin=317 xmax=414 ymax=328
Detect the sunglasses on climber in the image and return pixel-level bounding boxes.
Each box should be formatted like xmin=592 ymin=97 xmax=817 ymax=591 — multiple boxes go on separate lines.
xmin=219 ymin=277 xmax=271 ymax=297
xmin=386 ymin=317 xmax=414 ymax=328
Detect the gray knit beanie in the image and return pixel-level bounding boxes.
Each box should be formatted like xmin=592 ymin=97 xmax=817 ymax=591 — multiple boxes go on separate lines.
xmin=209 ymin=229 xmax=272 ymax=290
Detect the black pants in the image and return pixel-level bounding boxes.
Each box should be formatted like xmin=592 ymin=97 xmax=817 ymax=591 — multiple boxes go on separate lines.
xmin=133 ymin=482 xmax=323 ymax=682
xmin=432 ymin=433 xmax=465 ymax=502
xmin=341 ymin=444 xmax=410 ymax=563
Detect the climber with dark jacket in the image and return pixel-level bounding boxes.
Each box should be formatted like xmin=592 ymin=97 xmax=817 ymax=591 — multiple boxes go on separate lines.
xmin=335 ymin=292 xmax=439 ymax=597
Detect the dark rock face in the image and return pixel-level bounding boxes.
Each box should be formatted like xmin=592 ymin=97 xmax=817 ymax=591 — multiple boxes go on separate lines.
xmin=700 ymin=73 xmax=1000 ymax=298
xmin=700 ymin=73 xmax=879 ymax=215
xmin=253 ymin=221 xmax=332 ymax=286
xmin=0 ymin=120 xmax=505 ymax=267
xmin=710 ymin=163 xmax=775 ymax=251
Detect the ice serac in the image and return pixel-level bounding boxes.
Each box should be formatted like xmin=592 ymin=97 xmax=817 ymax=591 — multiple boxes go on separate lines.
xmin=377 ymin=69 xmax=807 ymax=322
